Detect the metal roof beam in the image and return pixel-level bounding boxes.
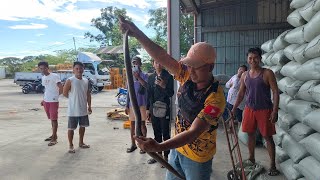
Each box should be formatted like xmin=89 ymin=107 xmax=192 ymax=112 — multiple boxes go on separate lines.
xmin=202 ymin=23 xmax=291 ymax=33
xmin=190 ymin=0 xmax=200 ymax=14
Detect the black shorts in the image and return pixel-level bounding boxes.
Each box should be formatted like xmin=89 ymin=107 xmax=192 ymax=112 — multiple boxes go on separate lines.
xmin=68 ymin=115 xmax=89 ymax=130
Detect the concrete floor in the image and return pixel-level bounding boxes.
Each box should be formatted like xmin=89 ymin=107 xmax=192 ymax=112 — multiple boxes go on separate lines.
xmin=0 ymin=79 xmax=286 ymax=180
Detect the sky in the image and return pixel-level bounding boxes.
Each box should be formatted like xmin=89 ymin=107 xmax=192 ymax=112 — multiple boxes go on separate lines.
xmin=0 ymin=0 xmax=166 ymax=59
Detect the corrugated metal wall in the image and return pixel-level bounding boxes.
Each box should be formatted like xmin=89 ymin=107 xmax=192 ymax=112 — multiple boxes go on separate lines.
xmin=199 ymin=0 xmax=291 ymax=75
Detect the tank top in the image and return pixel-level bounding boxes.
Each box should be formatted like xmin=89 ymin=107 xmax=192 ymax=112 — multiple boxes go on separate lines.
xmin=245 ymin=69 xmax=273 ymax=110
xmin=67 ymin=76 xmax=89 ymax=116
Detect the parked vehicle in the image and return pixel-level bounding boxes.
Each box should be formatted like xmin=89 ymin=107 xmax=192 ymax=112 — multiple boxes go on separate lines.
xmin=14 ymin=52 xmax=112 ymax=92
xmin=88 ymin=77 xmax=99 ymax=94
xmin=77 ymin=52 xmax=112 ymax=91
xmin=116 ymin=88 xmax=127 ymax=106
xmin=22 ymin=79 xmax=44 ymax=94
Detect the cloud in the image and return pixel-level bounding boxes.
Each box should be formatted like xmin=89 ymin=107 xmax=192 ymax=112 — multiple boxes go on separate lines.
xmin=127 ymin=12 xmax=151 ymax=25
xmin=154 ymin=0 xmax=167 ymax=7
xmin=0 ymin=0 xmax=99 ymax=29
xmin=81 ymin=0 xmax=151 ymax=9
xmin=0 ymin=0 xmax=166 ymax=30
xmin=51 ymin=41 xmax=65 ymax=45
xmin=36 ymin=33 xmax=45 ymax=36
xmin=9 ymin=23 xmax=48 ymax=29
xmin=65 ymin=33 xmax=85 ymax=38
xmin=51 ymin=8 xmax=101 ymax=30
xmin=0 ymin=50 xmax=55 ymax=59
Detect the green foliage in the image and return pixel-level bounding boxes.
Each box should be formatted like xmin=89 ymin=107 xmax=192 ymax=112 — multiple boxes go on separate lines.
xmin=179 ymin=13 xmax=194 ymax=56
xmin=147 ymin=7 xmax=194 ymax=56
xmin=84 ymin=6 xmax=139 ymax=69
xmin=0 ymin=57 xmax=23 ymax=76
xmin=0 ymin=47 xmax=99 ymax=75
xmin=84 ymin=6 xmax=131 ymax=46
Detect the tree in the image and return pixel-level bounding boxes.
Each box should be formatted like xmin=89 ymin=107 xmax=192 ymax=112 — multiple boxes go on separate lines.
xmin=147 ymin=7 xmax=194 ymax=56
xmin=84 ymin=6 xmax=131 ymax=46
xmin=179 ymin=13 xmax=194 ymax=56
xmin=147 ymin=8 xmax=168 ymax=49
xmin=0 ymin=57 xmax=23 ymax=77
xmin=84 ymin=6 xmax=141 ymax=69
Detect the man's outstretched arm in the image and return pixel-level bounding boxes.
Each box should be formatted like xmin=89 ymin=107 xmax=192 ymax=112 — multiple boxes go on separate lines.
xmin=119 ymin=17 xmax=180 ymax=76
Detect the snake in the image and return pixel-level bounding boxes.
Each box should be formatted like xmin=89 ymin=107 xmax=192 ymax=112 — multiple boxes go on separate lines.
xmin=123 ymin=29 xmax=185 ymax=180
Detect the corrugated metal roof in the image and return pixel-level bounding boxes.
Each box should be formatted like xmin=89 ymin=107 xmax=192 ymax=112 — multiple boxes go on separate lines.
xmin=96 ymin=45 xmax=123 ymax=54
xmin=77 ymin=52 xmax=102 ymax=62
xmin=180 ymin=0 xmax=234 ymax=13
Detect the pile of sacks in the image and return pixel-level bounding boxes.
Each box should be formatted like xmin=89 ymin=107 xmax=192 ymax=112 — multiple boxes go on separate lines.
xmin=261 ymin=0 xmax=320 ymax=179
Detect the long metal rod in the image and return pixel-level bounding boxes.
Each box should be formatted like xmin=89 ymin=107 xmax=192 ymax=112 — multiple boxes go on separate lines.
xmin=123 ymin=30 xmax=185 ymax=180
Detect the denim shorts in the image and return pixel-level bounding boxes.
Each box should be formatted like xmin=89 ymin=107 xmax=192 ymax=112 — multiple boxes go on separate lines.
xmin=166 ymin=149 xmax=213 ymax=180
xmin=68 ymin=115 xmax=89 ymax=130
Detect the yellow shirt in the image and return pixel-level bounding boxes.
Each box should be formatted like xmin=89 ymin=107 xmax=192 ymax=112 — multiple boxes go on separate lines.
xmin=174 ymin=63 xmax=226 ymax=163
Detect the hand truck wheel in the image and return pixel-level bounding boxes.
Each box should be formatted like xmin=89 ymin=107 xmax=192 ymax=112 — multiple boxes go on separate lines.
xmin=227 ymin=170 xmax=241 ymax=180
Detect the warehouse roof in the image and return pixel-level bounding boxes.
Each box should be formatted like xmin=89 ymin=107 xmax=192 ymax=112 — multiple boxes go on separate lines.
xmin=180 ymin=0 xmax=237 ymax=14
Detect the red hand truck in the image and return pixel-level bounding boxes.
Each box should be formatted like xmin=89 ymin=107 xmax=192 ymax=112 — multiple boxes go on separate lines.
xmin=221 ymin=109 xmax=247 ymax=180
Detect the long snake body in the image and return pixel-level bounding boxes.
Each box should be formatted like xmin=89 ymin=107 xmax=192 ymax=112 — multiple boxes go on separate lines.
xmin=123 ymin=30 xmax=185 ymax=180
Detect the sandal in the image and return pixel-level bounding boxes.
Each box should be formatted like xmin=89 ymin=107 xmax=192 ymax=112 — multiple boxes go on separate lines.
xmin=44 ymin=136 xmax=52 ymax=141
xmin=268 ymin=168 xmax=280 ymax=176
xmin=44 ymin=136 xmax=58 ymax=141
xmin=140 ymin=149 xmax=146 ymax=154
xmin=68 ymin=146 xmax=75 ymax=153
xmin=79 ymin=144 xmax=90 ymax=149
xmin=126 ymin=145 xmax=137 ymax=153
xmin=147 ymin=158 xmax=157 ymax=164
xmin=48 ymin=141 xmax=58 ymax=146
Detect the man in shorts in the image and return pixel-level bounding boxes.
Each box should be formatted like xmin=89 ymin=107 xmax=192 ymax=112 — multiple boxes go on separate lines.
xmin=38 ymin=61 xmax=63 ymax=146
xmin=231 ymin=47 xmax=280 ymax=176
xmin=63 ymin=62 xmax=92 ymax=153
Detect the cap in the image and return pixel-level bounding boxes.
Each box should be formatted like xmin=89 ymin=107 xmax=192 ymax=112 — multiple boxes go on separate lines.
xmin=181 ymin=42 xmax=216 ymax=68
xmin=132 ymin=56 xmax=141 ymax=62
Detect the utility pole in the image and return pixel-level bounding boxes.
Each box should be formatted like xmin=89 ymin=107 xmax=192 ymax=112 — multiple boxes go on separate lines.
xmin=73 ymin=37 xmax=77 ymax=61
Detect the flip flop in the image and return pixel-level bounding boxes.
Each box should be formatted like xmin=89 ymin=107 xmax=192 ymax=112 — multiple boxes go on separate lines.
xmin=147 ymin=158 xmax=157 ymax=164
xmin=48 ymin=141 xmax=58 ymax=146
xmin=268 ymin=168 xmax=280 ymax=176
xmin=68 ymin=146 xmax=75 ymax=153
xmin=44 ymin=136 xmax=58 ymax=141
xmin=44 ymin=136 xmax=52 ymax=141
xmin=126 ymin=146 xmax=137 ymax=153
xmin=79 ymin=144 xmax=90 ymax=149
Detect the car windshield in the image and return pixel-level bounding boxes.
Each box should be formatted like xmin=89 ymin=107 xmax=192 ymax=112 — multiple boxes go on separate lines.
xmin=84 ymin=63 xmax=95 ymax=75
xmin=97 ymin=62 xmax=110 ymax=75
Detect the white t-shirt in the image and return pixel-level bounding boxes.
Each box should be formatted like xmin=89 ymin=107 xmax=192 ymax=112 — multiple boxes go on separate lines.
xmin=225 ymin=74 xmax=245 ymax=110
xmin=67 ymin=76 xmax=89 ymax=117
xmin=42 ymin=73 xmax=61 ymax=102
